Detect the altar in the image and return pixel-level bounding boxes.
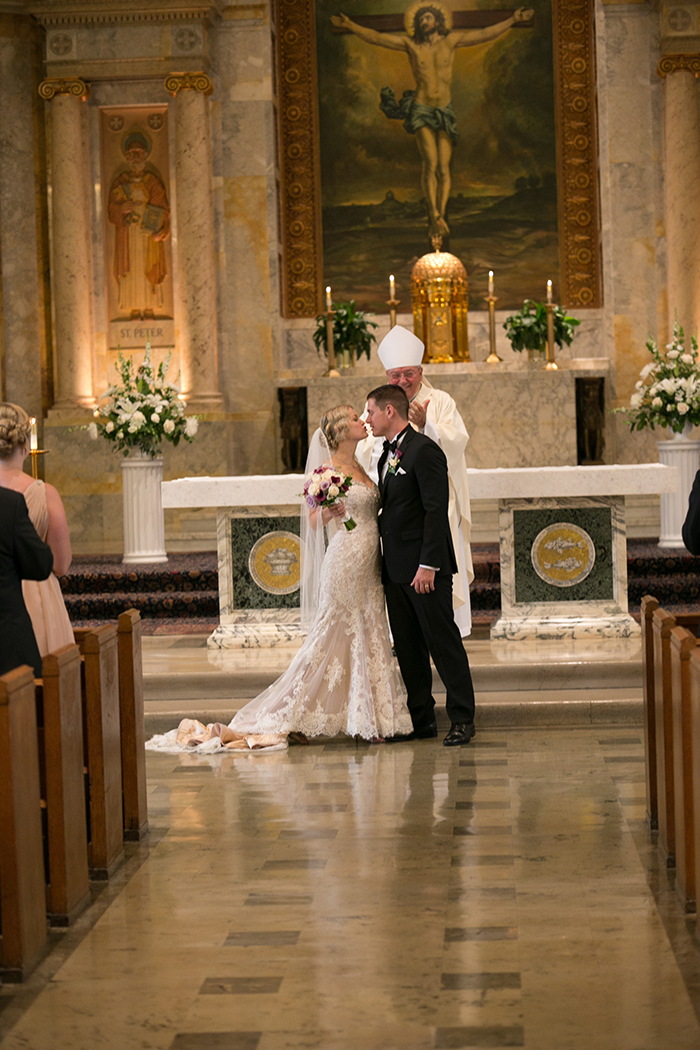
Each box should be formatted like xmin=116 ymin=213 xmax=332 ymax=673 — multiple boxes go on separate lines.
xmin=162 ymin=463 xmax=676 ymax=647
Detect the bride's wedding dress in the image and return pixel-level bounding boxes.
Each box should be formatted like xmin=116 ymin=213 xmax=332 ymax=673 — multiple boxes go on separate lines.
xmin=146 ymin=482 xmax=411 ymax=753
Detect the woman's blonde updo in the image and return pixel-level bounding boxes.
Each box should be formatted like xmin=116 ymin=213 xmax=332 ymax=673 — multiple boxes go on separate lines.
xmin=0 ymin=403 xmax=31 ymax=460
xmin=319 ymin=404 xmax=354 ymax=452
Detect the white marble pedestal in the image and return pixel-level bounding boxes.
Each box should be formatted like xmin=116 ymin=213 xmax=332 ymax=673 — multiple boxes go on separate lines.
xmin=163 ymin=465 xmax=677 ymax=647
xmin=122 ymin=452 xmax=168 ymax=564
xmin=470 ymin=465 xmax=677 ymax=641
xmin=162 ymin=474 xmax=306 ymax=648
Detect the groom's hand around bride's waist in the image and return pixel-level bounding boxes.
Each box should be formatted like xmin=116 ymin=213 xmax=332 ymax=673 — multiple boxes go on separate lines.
xmin=411 ymin=566 xmax=435 ymax=594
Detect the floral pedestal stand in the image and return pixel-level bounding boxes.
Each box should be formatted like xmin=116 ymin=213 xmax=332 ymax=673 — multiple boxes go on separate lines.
xmin=121 ymin=450 xmax=168 ymax=564
xmin=657 ymin=424 xmax=700 ymax=547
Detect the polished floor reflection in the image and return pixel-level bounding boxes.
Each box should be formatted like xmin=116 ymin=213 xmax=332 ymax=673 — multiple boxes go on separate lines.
xmin=2 ymin=729 xmax=699 ymax=1049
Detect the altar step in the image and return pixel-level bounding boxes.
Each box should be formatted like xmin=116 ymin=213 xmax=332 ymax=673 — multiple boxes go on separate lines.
xmin=142 ymin=636 xmax=644 ymax=734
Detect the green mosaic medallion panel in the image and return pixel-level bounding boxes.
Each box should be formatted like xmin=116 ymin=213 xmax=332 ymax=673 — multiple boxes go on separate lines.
xmin=512 ymin=506 xmax=614 ymax=604
xmin=231 ymin=516 xmax=300 ymax=609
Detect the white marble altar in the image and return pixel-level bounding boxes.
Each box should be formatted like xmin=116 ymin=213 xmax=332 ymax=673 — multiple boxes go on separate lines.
xmin=163 ymin=463 xmax=677 ymax=647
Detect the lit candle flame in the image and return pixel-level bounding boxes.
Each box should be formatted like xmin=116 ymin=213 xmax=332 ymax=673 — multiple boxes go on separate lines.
xmin=29 ymin=417 xmax=38 ymax=451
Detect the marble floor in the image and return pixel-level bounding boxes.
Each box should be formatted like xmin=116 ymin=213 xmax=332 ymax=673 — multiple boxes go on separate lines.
xmin=2 ymin=729 xmax=700 ymax=1050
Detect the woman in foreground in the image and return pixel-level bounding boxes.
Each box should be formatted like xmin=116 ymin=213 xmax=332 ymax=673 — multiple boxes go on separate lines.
xmin=146 ymin=404 xmax=411 ymax=753
xmin=0 ymin=402 xmax=73 ymax=656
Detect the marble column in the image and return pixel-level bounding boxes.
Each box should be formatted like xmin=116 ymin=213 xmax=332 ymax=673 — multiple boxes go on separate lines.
xmin=658 ymin=53 xmax=700 ymax=342
xmin=165 ymin=72 xmax=222 ymax=412
xmin=39 ymin=78 xmax=94 ymax=412
xmin=0 ymin=27 xmax=43 ymax=417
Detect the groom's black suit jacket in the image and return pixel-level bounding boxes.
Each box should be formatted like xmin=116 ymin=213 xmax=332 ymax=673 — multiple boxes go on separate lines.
xmin=377 ymin=425 xmax=457 ymax=583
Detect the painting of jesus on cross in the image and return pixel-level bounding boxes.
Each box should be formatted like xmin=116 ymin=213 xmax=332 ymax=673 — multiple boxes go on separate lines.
xmin=316 ymin=0 xmax=559 ymax=313
xmin=331 ymin=2 xmax=534 ymax=242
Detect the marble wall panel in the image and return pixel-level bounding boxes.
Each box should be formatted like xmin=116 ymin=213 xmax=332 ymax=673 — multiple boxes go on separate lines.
xmin=0 ymin=26 xmax=44 ymax=417
xmin=44 ymin=420 xmax=245 ymax=553
xmin=214 ymin=19 xmax=279 ymax=470
xmin=303 ymin=368 xmax=580 ymax=469
xmin=596 ymin=2 xmax=665 ymax=425
xmin=281 ymin=308 xmax=608 ymax=376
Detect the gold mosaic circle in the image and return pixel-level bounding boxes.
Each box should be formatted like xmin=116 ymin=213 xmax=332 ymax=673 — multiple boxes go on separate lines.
xmin=530 ymin=523 xmax=595 ymax=588
xmin=249 ymin=531 xmax=301 ymax=595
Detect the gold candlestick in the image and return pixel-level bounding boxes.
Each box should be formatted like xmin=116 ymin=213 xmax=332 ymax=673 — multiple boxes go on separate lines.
xmin=325 ymin=309 xmax=340 ymax=377
xmin=386 ymin=298 xmax=400 ymax=330
xmin=484 ymin=295 xmax=501 ymax=364
xmin=545 ymin=301 xmax=558 ymax=370
xmin=28 ymin=449 xmax=49 ymax=480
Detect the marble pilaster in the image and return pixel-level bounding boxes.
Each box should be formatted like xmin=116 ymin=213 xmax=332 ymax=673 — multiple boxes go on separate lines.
xmin=166 ymin=72 xmax=222 ymax=413
xmin=0 ymin=22 xmax=44 ymax=418
xmin=658 ymin=53 xmax=700 ymax=342
xmin=40 ymin=78 xmax=94 ymax=412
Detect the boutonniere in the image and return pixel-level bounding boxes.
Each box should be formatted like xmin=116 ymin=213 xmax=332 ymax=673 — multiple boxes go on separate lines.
xmin=387 ymin=449 xmax=403 ymax=476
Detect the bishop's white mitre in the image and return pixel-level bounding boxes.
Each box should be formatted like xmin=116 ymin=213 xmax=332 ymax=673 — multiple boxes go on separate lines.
xmin=377 ymin=325 xmax=424 ymax=370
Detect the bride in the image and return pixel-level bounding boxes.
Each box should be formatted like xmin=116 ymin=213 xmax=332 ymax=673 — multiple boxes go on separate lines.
xmin=146 ymin=404 xmax=412 ymax=753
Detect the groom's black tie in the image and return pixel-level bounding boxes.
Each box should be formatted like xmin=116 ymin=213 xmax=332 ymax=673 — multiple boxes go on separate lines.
xmin=383 ymin=438 xmax=397 ymax=453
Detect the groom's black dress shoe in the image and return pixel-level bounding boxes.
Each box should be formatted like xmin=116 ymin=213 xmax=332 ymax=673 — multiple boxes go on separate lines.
xmin=385 ymin=721 xmax=438 ymax=743
xmin=443 ymin=723 xmax=476 ymax=747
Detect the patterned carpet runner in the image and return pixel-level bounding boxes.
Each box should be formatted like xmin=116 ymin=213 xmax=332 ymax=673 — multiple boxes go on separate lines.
xmin=59 ymin=543 xmax=700 ymax=633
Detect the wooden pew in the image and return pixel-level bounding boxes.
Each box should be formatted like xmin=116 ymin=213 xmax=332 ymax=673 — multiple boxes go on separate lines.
xmin=653 ymin=607 xmax=677 ymax=867
xmin=0 ymin=666 xmax=47 ymax=981
xmin=670 ymin=627 xmax=698 ymax=913
xmin=74 ymin=625 xmax=125 ymax=880
xmin=641 ymin=595 xmax=660 ymax=831
xmin=690 ymin=648 xmax=700 ymax=943
xmin=118 ymin=610 xmax=149 ymax=842
xmin=39 ymin=644 xmax=90 ymax=925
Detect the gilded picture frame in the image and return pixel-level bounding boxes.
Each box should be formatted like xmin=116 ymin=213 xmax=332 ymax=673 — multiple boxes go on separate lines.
xmin=275 ymin=0 xmax=601 ymax=318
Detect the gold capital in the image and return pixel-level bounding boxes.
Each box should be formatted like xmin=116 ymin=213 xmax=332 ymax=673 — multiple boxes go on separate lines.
xmin=164 ymin=71 xmax=213 ymax=97
xmin=38 ymin=77 xmax=89 ymax=101
xmin=657 ymin=53 xmax=700 ymax=78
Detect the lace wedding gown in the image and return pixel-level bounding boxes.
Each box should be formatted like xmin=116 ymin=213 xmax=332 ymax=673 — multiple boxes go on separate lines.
xmin=146 ymin=482 xmax=411 ymax=753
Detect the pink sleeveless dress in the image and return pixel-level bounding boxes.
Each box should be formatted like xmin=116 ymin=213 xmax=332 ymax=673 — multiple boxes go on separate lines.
xmin=21 ymin=481 xmax=74 ymax=657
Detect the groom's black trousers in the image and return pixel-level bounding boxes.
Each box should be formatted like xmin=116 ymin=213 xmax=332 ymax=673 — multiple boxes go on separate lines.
xmin=384 ymin=574 xmax=476 ymax=731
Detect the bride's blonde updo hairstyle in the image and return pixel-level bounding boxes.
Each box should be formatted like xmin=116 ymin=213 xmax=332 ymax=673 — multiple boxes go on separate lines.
xmin=319 ymin=404 xmax=354 ymax=452
xmin=0 ymin=403 xmax=31 ymax=460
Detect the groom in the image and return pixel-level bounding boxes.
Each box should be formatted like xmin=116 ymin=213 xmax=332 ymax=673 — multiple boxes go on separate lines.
xmin=365 ymin=383 xmax=476 ymax=746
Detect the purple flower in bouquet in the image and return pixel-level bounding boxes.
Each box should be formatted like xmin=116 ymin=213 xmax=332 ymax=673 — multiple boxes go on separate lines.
xmin=301 ymin=465 xmax=356 ymax=530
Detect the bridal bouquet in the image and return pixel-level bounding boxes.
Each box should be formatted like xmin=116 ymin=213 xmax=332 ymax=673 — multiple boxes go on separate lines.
xmin=303 ymin=466 xmax=356 ymax=530
xmin=88 ymin=343 xmax=199 ymax=456
xmin=615 ymin=320 xmax=700 ymax=434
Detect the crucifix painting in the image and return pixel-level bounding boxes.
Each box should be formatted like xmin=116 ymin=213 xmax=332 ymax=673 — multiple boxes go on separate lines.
xmin=315 ymin=0 xmax=559 ymax=313
xmin=331 ymin=3 xmax=534 ymax=242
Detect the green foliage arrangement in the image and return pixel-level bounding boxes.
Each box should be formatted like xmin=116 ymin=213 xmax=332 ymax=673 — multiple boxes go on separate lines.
xmin=614 ymin=320 xmax=700 ymax=434
xmin=88 ymin=344 xmax=198 ymax=457
xmin=313 ymin=300 xmax=377 ymax=362
xmin=503 ymin=299 xmax=580 ymax=354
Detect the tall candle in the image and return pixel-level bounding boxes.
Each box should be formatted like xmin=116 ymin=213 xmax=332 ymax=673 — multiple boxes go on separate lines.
xmin=326 ymin=286 xmax=332 ymax=312
xmin=488 ymin=270 xmax=494 ymax=297
xmin=547 ymin=279 xmax=553 ymax=303
xmin=29 ymin=417 xmax=37 ymax=451
xmin=389 ymin=274 xmax=395 ymax=300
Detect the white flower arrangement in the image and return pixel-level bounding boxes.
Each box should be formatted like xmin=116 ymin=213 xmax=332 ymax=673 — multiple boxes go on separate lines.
xmin=91 ymin=342 xmax=199 ymax=456
xmin=616 ymin=320 xmax=700 ymax=434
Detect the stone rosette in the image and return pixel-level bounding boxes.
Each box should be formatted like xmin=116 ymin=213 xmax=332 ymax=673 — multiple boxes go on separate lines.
xmin=530 ymin=522 xmax=596 ymax=588
xmin=248 ymin=532 xmax=301 ymax=595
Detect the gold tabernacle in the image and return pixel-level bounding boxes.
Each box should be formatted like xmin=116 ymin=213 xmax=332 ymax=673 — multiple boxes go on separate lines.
xmin=410 ymin=244 xmax=469 ymax=362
